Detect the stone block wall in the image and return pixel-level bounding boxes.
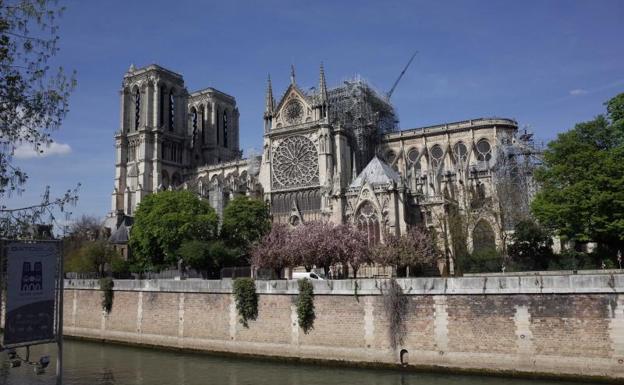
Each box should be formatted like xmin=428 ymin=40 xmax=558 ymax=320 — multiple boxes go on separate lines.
xmin=63 ymin=275 xmax=624 ymax=382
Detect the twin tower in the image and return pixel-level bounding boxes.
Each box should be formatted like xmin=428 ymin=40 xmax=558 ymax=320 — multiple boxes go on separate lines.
xmin=111 ymin=64 xmax=241 ymax=215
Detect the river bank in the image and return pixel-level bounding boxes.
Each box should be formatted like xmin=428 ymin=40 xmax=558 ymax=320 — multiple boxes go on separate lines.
xmin=60 ymin=274 xmax=624 ymax=383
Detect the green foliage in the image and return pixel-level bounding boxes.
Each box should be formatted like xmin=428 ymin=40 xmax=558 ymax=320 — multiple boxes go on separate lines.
xmin=531 ymin=93 xmax=624 ymax=251
xmin=64 ymin=240 xmax=124 ymax=275
xmin=232 ymin=278 xmax=258 ymax=327
xmin=221 ymin=196 xmax=271 ymax=250
xmin=177 ymin=239 xmax=238 ymax=275
xmin=508 ymin=219 xmax=554 ymax=271
xmin=296 ymin=278 xmax=315 ymax=334
xmin=129 ymin=190 xmax=218 ymax=271
xmin=459 ymin=248 xmax=502 ymax=274
xmin=99 ymin=277 xmax=114 ymax=313
xmin=547 ymin=249 xmax=617 ymax=271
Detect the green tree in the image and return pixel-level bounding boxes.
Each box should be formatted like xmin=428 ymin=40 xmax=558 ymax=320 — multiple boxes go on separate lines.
xmin=65 ymin=240 xmax=125 ymax=275
xmin=507 ymin=219 xmax=553 ymax=271
xmin=129 ymin=190 xmax=218 ymax=271
xmin=531 ymin=93 xmax=624 ymax=252
xmin=177 ymin=239 xmax=237 ymax=277
xmin=220 ymin=196 xmax=271 ymax=250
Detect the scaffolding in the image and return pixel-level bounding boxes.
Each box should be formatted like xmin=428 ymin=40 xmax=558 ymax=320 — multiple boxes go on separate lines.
xmin=323 ymin=76 xmax=398 ymax=171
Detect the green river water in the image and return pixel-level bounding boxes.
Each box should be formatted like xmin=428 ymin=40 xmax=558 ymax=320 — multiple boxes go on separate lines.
xmin=0 ymin=339 xmax=597 ymax=385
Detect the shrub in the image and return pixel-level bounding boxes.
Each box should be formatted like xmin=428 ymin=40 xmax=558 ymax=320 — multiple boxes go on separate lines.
xmin=296 ymin=278 xmax=315 ymax=333
xmin=232 ymin=278 xmax=258 ymax=327
xmin=460 ymin=248 xmax=502 ymax=273
xmin=99 ymin=277 xmax=114 ymax=313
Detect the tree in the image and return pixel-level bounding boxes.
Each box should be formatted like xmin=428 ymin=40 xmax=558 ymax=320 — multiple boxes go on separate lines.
xmin=250 ymin=221 xmax=371 ymax=278
xmin=220 ymin=196 xmax=271 ymax=250
xmin=0 ymin=0 xmax=77 ymax=237
xmin=129 ymin=190 xmax=218 ymax=271
xmin=249 ymin=223 xmax=293 ymax=276
xmin=531 ymin=93 xmax=624 ymax=252
xmin=177 ymin=239 xmax=237 ymax=277
xmin=1 ymin=0 xmax=76 ymax=195
xmin=373 ymin=227 xmax=437 ymax=277
xmin=507 ymin=219 xmax=553 ymax=271
xmin=65 ymin=240 xmax=124 ymax=275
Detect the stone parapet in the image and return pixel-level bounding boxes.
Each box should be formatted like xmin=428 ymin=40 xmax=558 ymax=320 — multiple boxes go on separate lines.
xmin=65 ymin=273 xmax=624 ymax=296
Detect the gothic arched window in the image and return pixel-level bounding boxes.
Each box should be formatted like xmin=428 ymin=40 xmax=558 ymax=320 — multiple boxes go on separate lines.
xmin=159 ymin=86 xmax=165 ymax=127
xmin=134 ymin=88 xmax=140 ymax=131
xmin=216 ymin=108 xmax=220 ymax=145
xmin=453 ymin=142 xmax=468 ymax=163
xmin=168 ymin=90 xmax=175 ymax=131
xmin=430 ymin=144 xmax=444 ymax=169
xmin=223 ymin=110 xmax=228 ymax=148
xmin=356 ymin=201 xmax=380 ymax=245
xmin=476 ymin=139 xmax=492 ymax=161
xmin=200 ymin=107 xmax=205 ymax=145
xmin=472 ymin=219 xmax=496 ymax=254
xmin=191 ymin=107 xmax=198 ymax=146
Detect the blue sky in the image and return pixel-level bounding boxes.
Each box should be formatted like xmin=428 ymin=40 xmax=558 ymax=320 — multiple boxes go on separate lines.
xmin=7 ymin=0 xmax=624 ymax=225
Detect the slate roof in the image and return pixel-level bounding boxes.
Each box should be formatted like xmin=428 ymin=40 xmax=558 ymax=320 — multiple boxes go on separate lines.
xmin=108 ymin=215 xmax=133 ymax=244
xmin=349 ymin=156 xmax=401 ymax=188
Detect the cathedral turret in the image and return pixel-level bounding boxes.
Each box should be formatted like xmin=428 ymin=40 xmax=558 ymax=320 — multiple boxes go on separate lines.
xmin=264 ymin=75 xmax=274 ymax=132
xmin=290 ymin=64 xmax=296 ymax=85
xmin=319 ymin=62 xmax=328 ymax=103
xmin=314 ymin=63 xmax=329 ymax=120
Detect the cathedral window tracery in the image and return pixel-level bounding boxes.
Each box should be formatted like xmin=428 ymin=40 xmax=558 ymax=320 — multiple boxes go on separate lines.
xmin=134 ymin=88 xmax=140 ymax=131
xmin=453 ymin=142 xmax=468 ymax=163
xmin=272 ymin=136 xmax=319 ymax=189
xmin=476 ymin=139 xmax=492 ymax=161
xmin=168 ymin=90 xmax=175 ymax=131
xmin=472 ymin=219 xmax=496 ymax=253
xmin=159 ymin=86 xmax=165 ymax=127
xmin=356 ymin=201 xmax=380 ymax=245
xmin=430 ymin=144 xmax=444 ymax=169
xmin=223 ymin=110 xmax=228 ymax=148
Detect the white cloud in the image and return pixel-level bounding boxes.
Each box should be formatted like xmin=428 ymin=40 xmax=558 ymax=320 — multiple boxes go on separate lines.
xmin=13 ymin=141 xmax=72 ymax=159
xmin=569 ymin=88 xmax=587 ymax=96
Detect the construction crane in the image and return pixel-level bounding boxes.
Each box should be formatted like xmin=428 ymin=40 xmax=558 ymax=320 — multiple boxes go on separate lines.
xmin=387 ymin=51 xmax=418 ymax=100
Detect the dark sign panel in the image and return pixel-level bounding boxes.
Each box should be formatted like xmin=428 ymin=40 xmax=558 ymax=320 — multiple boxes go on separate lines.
xmin=3 ymin=241 xmax=60 ymax=348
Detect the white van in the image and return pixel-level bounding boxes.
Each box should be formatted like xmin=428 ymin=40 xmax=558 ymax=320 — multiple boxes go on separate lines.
xmin=292 ymin=271 xmax=324 ymax=280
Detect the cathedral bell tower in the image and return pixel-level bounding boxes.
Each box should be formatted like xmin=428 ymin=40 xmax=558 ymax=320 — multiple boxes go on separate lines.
xmin=111 ymin=64 xmax=188 ymax=217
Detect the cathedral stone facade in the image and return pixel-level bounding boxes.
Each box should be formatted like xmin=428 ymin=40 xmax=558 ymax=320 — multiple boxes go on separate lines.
xmin=108 ymin=63 xmax=525 ymax=265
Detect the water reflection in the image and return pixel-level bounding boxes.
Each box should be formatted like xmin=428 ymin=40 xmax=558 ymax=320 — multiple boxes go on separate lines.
xmin=0 ymin=339 xmax=596 ymax=385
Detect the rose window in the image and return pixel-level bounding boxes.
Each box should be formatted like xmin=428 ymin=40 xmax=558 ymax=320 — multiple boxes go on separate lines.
xmin=272 ymin=135 xmax=319 ymax=188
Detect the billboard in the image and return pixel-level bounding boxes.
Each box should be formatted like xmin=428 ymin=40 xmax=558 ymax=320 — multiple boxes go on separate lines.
xmin=2 ymin=241 xmax=60 ymax=348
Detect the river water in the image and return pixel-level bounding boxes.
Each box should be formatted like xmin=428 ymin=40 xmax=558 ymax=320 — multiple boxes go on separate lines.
xmin=0 ymin=339 xmax=596 ymax=385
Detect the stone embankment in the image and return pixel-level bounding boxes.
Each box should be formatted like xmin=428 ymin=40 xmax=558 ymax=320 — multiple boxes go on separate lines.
xmin=64 ymin=273 xmax=624 ymax=382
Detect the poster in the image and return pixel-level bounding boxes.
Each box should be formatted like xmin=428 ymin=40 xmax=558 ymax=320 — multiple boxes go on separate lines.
xmin=3 ymin=241 xmax=60 ymax=348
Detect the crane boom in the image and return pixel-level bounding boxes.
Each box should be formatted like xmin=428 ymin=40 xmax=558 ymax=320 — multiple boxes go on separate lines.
xmin=387 ymin=51 xmax=418 ymax=99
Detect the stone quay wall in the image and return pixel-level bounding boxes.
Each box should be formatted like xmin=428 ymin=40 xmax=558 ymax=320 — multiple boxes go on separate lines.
xmin=63 ymin=274 xmax=624 ymax=382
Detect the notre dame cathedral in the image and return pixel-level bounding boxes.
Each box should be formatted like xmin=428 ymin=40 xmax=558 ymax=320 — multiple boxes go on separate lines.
xmin=107 ymin=63 xmax=535 ymax=266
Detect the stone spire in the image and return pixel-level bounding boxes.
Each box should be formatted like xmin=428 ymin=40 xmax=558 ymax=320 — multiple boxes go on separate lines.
xmin=290 ymin=64 xmax=296 ymax=85
xmin=264 ymin=74 xmax=275 ymax=117
xmin=319 ymin=62 xmax=328 ymax=102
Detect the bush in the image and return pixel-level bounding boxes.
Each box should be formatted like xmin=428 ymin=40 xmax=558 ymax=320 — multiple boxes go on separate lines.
xmin=460 ymin=248 xmax=502 ymax=273
xmin=508 ymin=219 xmax=554 ymax=270
xmin=548 ymin=250 xmax=617 ymax=271
xmin=99 ymin=277 xmax=114 ymax=313
xmin=232 ymin=278 xmax=258 ymax=327
xmin=296 ymin=278 xmax=315 ymax=333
